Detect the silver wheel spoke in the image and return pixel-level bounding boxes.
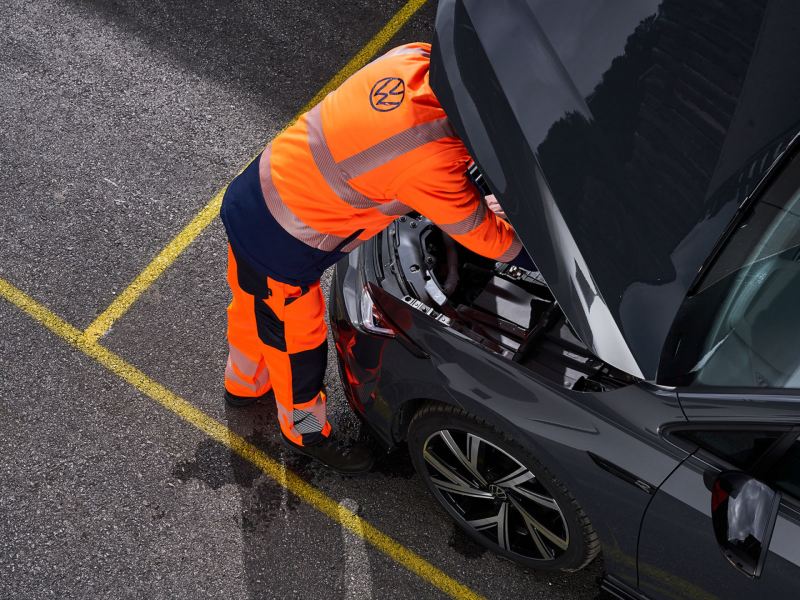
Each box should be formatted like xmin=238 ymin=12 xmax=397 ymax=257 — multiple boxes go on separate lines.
xmin=527 ymin=521 xmax=555 ymax=559
xmin=467 ymin=515 xmax=497 ymax=530
xmin=509 ymin=496 xmax=569 ymax=550
xmin=497 ymin=502 xmax=510 ymax=551
xmin=431 ymin=478 xmax=494 ymax=499
xmin=437 ymin=431 xmax=487 ymax=486
xmin=493 ymin=461 xmax=560 ymax=512
xmin=467 ymin=503 xmax=511 ymax=551
xmin=509 ymin=486 xmax=560 ymax=511
xmin=493 ymin=465 xmax=534 ymax=489
xmin=466 ymin=433 xmax=485 ymax=483
xmin=424 ymin=449 xmax=493 ymax=499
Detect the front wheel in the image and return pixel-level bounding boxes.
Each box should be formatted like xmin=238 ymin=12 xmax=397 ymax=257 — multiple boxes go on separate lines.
xmin=407 ymin=403 xmax=600 ymax=571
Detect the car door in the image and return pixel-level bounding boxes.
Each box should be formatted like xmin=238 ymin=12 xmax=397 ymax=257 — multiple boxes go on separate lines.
xmin=636 ymin=399 xmax=800 ymax=599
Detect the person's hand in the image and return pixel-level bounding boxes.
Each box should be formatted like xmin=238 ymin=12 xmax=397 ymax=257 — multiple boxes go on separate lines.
xmin=485 ymin=194 xmax=506 ymax=220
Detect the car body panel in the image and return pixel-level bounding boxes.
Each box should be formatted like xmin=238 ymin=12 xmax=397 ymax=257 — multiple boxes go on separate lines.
xmin=639 ymin=390 xmax=800 ymax=597
xmin=332 ymin=252 xmax=689 ymax=589
xmin=430 ymin=0 xmax=800 ymax=379
xmin=639 ymin=455 xmax=800 ymax=599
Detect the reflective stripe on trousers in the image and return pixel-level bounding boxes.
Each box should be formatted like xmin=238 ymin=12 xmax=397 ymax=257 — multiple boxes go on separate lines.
xmin=225 ymin=344 xmax=271 ymax=394
xmin=225 ymin=244 xmax=332 ymax=446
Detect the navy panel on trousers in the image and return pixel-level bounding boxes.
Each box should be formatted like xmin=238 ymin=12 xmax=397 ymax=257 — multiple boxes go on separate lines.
xmin=219 ymin=152 xmax=347 ymax=287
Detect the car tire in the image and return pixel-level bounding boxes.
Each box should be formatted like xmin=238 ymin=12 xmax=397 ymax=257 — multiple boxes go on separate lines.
xmin=407 ymin=402 xmax=600 ymax=571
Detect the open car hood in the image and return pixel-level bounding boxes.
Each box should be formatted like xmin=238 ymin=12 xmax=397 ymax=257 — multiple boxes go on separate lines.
xmin=431 ymin=0 xmax=800 ymax=380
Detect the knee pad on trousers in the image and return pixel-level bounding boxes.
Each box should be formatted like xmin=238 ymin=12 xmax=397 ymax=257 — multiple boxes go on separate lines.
xmin=254 ymin=300 xmax=287 ymax=352
xmin=289 ymin=342 xmax=328 ymax=404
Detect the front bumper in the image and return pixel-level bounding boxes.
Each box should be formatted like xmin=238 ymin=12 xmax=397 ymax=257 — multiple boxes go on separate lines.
xmin=329 ymin=245 xmax=397 ymax=447
xmin=329 ymin=236 xmax=448 ymax=448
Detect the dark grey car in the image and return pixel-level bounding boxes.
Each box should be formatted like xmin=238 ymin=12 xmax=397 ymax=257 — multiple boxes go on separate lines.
xmin=330 ymin=1 xmax=800 ymax=597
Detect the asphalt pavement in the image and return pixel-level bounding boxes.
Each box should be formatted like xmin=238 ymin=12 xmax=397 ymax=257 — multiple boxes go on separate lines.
xmin=0 ymin=1 xmax=603 ymax=598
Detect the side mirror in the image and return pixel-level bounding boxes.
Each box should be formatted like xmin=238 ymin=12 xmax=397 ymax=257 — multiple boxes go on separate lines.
xmin=711 ymin=471 xmax=781 ymax=578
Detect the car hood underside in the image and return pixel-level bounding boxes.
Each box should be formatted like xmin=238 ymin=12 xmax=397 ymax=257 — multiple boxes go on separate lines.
xmin=430 ymin=0 xmax=800 ymax=380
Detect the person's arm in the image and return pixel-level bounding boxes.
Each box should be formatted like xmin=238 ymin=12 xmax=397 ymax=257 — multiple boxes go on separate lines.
xmin=485 ymin=194 xmax=506 ymax=220
xmin=485 ymin=193 xmax=536 ymax=269
xmin=393 ymin=150 xmax=523 ymax=262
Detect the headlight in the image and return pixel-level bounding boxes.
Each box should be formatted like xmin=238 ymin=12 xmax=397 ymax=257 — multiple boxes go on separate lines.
xmin=358 ymin=285 xmax=396 ymax=337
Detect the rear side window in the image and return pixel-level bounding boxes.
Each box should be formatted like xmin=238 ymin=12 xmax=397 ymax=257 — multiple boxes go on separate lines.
xmin=676 ymin=428 xmax=800 ymax=500
xmin=678 ymin=429 xmax=785 ymax=470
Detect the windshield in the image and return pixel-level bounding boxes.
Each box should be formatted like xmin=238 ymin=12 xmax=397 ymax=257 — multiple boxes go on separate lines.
xmin=661 ymin=150 xmax=800 ymax=388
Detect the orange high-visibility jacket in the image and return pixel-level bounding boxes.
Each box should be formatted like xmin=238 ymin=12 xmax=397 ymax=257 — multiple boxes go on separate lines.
xmin=224 ymin=43 xmax=522 ymax=285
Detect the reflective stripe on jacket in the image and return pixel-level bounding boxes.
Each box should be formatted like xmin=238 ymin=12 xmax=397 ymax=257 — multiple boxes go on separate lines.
xmin=225 ymin=42 xmax=522 ymax=283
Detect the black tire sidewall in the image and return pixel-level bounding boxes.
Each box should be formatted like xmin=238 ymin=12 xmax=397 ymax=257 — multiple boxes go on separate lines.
xmin=408 ymin=405 xmax=590 ymax=571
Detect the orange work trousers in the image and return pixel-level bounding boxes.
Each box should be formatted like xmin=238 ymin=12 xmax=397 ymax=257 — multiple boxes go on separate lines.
xmin=224 ymin=244 xmax=332 ymax=446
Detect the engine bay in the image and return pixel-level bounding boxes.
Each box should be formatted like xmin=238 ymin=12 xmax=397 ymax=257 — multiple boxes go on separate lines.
xmin=379 ymin=215 xmax=633 ymax=392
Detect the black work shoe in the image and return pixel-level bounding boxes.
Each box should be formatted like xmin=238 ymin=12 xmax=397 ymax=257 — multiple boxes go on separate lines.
xmin=281 ymin=433 xmax=375 ymax=475
xmin=225 ymin=389 xmax=269 ymax=408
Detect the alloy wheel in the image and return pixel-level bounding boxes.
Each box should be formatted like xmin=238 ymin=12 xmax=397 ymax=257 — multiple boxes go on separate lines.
xmin=422 ymin=429 xmax=569 ymax=561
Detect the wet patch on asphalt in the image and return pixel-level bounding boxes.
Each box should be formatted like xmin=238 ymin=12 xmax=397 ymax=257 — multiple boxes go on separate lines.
xmin=172 ymin=438 xmax=259 ymax=490
xmin=171 ymin=430 xmax=334 ymax=531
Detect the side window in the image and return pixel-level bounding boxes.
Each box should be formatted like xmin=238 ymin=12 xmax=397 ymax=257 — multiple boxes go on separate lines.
xmin=675 ymin=428 xmax=800 ymax=500
xmin=662 ymin=150 xmax=800 ymax=388
xmin=677 ymin=429 xmax=786 ymax=470
xmin=766 ymin=434 xmax=800 ymax=499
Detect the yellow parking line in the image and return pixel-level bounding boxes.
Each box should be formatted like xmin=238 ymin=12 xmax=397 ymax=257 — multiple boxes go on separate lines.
xmin=0 ymin=277 xmax=484 ymax=600
xmin=82 ymin=0 xmax=429 ymax=343
xmin=82 ymin=194 xmax=224 ymax=343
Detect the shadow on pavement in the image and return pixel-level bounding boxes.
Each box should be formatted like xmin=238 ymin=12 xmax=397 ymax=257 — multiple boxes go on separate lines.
xmin=67 ymin=0 xmax=435 ymax=112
